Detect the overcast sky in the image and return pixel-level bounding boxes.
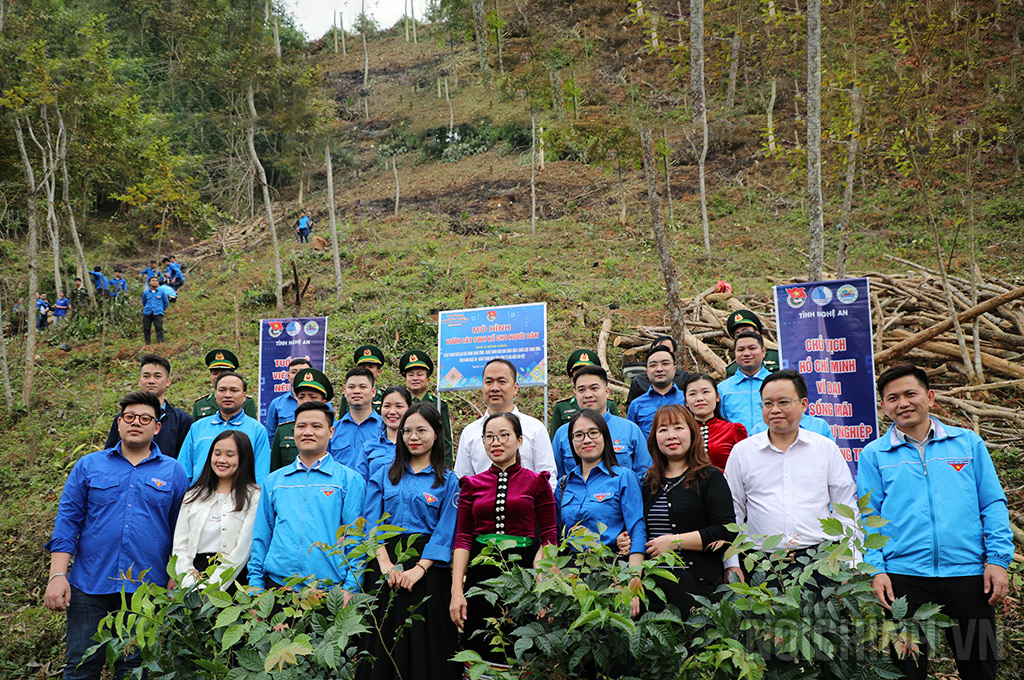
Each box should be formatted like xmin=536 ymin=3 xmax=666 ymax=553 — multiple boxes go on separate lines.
xmin=286 ymin=0 xmax=430 ymax=39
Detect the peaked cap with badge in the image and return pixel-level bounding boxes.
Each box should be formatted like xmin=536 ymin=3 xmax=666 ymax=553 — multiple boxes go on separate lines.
xmin=293 ymin=367 xmax=334 ymax=402
xmin=353 ymin=344 xmax=385 ymax=367
xmin=205 ymin=348 xmax=240 ymax=370
xmin=399 ymin=350 xmax=434 ymax=375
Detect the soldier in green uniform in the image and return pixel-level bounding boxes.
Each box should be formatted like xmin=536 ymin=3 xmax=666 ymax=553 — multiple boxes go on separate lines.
xmin=337 ymin=344 xmax=386 ymax=415
xmin=549 ymin=348 xmax=620 ymax=439
xmin=724 ymin=309 xmax=780 ymax=376
xmin=398 ymin=350 xmax=454 ymax=468
xmin=270 ymin=368 xmax=333 ymax=472
xmin=192 ymin=349 xmax=258 ymax=420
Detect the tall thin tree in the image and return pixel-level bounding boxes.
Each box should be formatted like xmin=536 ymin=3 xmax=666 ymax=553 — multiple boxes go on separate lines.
xmin=13 ymin=116 xmax=40 ymax=406
xmin=246 ymin=84 xmax=284 ymax=312
xmin=324 ymin=141 xmax=344 ymax=303
xmin=806 ymin=0 xmax=824 ymax=280
xmin=690 ymin=0 xmax=711 ymax=259
xmin=471 ymin=0 xmax=493 ymax=85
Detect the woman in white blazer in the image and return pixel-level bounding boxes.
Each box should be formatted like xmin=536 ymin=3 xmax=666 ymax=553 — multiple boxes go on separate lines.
xmin=171 ymin=430 xmax=260 ymax=588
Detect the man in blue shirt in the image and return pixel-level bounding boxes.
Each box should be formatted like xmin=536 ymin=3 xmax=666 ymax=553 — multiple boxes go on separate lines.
xmin=265 ymin=357 xmax=313 ymax=445
xmin=859 ymin=363 xmax=1012 ymax=680
xmin=553 ymin=365 xmax=652 ymax=480
xmin=141 ymin=260 xmax=163 ymax=284
xmin=44 ymin=391 xmax=189 ymax=680
xmin=250 ymin=401 xmax=365 ymax=599
xmin=162 ymin=255 xmax=185 ymax=289
xmin=141 ymin=276 xmax=170 ymax=344
xmin=88 ymin=266 xmax=109 ymax=294
xmin=329 ymin=367 xmax=381 ymax=479
xmin=626 ymin=346 xmax=687 ymax=440
xmin=178 ymin=372 xmax=271 ymax=483
xmin=53 ymin=291 xmax=70 ymax=325
xmin=35 ymin=293 xmax=50 ymax=330
xmin=109 ymin=269 xmax=128 ymax=298
xmin=104 ymin=354 xmax=194 ymax=459
xmin=296 ymin=212 xmax=312 ymax=243
xmin=717 ymin=330 xmax=772 ymax=433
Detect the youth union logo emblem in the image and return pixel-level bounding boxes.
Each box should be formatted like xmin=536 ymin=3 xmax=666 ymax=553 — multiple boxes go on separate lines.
xmin=811 ymin=286 xmax=833 ymax=306
xmin=286 ymin=321 xmax=302 ymax=337
xmin=837 ymin=285 xmax=859 ymax=304
xmin=786 ymin=287 xmax=807 ymax=309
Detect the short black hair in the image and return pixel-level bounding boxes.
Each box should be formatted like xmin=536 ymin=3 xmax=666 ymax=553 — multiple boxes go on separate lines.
xmin=114 ymin=268 xmax=123 ymax=274
xmin=74 ymin=277 xmax=82 ymax=283
xmin=652 ymin=335 xmax=677 ymax=353
xmin=139 ymin=354 xmax=171 ymax=374
xmin=645 ymin=346 xmax=676 ymax=364
xmin=760 ymin=369 xmax=808 ymax=400
xmin=93 ymin=266 xmax=102 ymax=272
xmin=288 ymin=357 xmax=313 ymax=369
xmin=572 ymin=364 xmax=608 ymax=385
xmin=484 ymin=358 xmax=518 ymax=380
xmin=161 ymin=257 xmax=170 ymax=263
xmin=118 ymin=390 xmax=161 ymax=416
xmin=295 ymin=400 xmax=334 ymax=426
xmin=215 ymin=371 xmax=248 ymax=391
xmin=345 ymin=365 xmax=375 ymax=385
xmin=877 ymin=362 xmax=929 ymax=395
xmin=734 ymin=330 xmax=765 ymax=348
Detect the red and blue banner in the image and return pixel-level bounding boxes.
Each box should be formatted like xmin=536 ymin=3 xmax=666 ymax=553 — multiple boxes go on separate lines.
xmin=257 ymin=317 xmax=329 ymax=423
xmin=773 ymin=278 xmax=878 ymax=475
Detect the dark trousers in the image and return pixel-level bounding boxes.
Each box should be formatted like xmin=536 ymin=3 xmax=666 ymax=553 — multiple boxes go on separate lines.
xmin=298 ymin=229 xmax=310 ymax=243
xmin=142 ymin=313 xmax=164 ymax=343
xmin=889 ymin=574 xmax=997 ymax=680
xmin=65 ymin=586 xmax=142 ymax=680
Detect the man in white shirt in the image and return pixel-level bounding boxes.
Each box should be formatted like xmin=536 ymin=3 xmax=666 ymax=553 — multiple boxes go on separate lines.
xmin=724 ymin=369 xmax=857 ymax=579
xmin=454 ymin=358 xmax=557 ymax=487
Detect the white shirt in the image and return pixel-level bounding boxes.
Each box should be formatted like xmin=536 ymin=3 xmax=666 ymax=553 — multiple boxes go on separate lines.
xmin=725 ymin=428 xmax=858 ymax=550
xmin=171 ymin=487 xmax=261 ymax=588
xmin=454 ymin=405 xmax=557 ymax=489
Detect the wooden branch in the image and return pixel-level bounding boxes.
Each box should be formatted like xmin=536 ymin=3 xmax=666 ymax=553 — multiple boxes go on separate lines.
xmin=873 ymin=286 xmax=1024 ymax=364
xmin=888 ymin=331 xmax=1024 ymax=380
xmin=943 ymin=379 xmax=1024 ymax=396
xmin=597 ymin=317 xmax=613 ymax=375
xmin=684 ymin=332 xmax=727 ymax=377
xmin=935 ymin=395 xmax=1024 ymax=426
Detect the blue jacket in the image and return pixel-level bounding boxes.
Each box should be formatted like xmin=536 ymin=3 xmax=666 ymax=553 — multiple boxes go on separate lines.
xmin=109 ymin=276 xmax=128 ymax=296
xmin=364 ymin=463 xmax=459 ymax=565
xmin=857 ymin=419 xmax=1014 ymax=577
xmin=717 ymin=366 xmax=770 ymax=434
xmin=329 ymin=410 xmax=381 ymax=479
xmin=141 ymin=266 xmax=163 ymax=283
xmin=626 ymin=384 xmax=687 ymax=440
xmin=552 ymin=411 xmax=652 ymax=481
xmin=88 ymin=270 xmax=109 ymax=291
xmin=45 ymin=443 xmax=189 ymax=594
xmin=178 ymin=410 xmax=271 ymax=483
xmin=165 ymin=262 xmax=185 ymax=283
xmin=555 ymin=461 xmax=647 ymax=555
xmin=751 ymin=412 xmax=835 ymax=441
xmin=264 ymin=392 xmax=298 ymax=446
xmin=363 ymin=434 xmax=397 ymax=482
xmin=249 ymin=454 xmax=366 ymax=591
xmin=142 ymin=288 xmax=170 ymax=316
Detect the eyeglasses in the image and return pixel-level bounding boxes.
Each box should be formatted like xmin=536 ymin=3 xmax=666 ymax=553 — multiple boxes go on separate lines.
xmin=120 ymin=412 xmax=156 ymax=425
xmin=401 ymin=427 xmax=430 ymax=439
xmin=571 ymin=429 xmax=603 ymax=442
xmin=760 ymin=399 xmax=799 ymax=410
xmin=483 ymin=432 xmax=513 ymax=444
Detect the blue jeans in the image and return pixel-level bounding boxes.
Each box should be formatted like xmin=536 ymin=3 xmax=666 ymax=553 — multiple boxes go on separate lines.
xmin=65 ymin=587 xmax=142 ymax=680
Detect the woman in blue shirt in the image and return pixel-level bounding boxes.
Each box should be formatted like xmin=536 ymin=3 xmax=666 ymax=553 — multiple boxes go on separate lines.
xmin=362 ymin=386 xmax=411 ymax=480
xmin=556 ymin=408 xmax=646 ymax=617
xmin=361 ymin=401 xmax=460 ymax=680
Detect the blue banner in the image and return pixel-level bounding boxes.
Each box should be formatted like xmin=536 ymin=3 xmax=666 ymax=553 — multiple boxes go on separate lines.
xmin=773 ymin=278 xmax=878 ymax=475
xmin=257 ymin=317 xmax=329 ymax=424
xmin=437 ymin=303 xmax=547 ymax=391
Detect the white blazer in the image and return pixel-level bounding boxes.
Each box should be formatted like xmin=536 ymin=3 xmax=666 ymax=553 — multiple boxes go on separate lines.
xmin=171 ymin=487 xmax=260 ymax=588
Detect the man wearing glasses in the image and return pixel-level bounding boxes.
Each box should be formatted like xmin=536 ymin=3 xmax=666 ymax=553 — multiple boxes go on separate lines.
xmin=454 ymin=358 xmax=557 ymax=487
xmin=724 ymin=370 xmax=857 ymax=580
xmin=44 ymin=391 xmax=189 ymax=680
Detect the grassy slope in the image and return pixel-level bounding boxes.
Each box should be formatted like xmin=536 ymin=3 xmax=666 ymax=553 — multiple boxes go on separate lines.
xmin=2 ymin=11 xmax=1023 ymax=678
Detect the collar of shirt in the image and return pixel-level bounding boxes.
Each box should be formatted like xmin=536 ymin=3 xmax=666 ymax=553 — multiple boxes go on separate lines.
xmin=106 ymin=440 xmax=162 ymax=463
xmin=735 ymin=366 xmax=771 ymax=383
xmin=488 ymin=461 xmax=523 ymax=475
xmin=755 ymin=426 xmax=815 ymax=454
xmin=643 ymin=384 xmax=682 ymax=400
xmin=405 ymin=462 xmax=438 ymax=476
xmin=294 ymin=451 xmax=331 ymax=472
xmin=213 ymin=410 xmax=247 ymax=426
xmin=567 ymin=460 xmax=613 ymax=481
xmin=889 ymin=416 xmax=947 ymax=447
xmin=340 ymin=409 xmax=382 ymax=426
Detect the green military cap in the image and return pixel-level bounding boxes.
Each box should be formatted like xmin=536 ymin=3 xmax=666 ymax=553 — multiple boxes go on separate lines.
xmin=292 ymin=367 xmax=334 ymax=402
xmin=205 ymin=348 xmax=240 ymax=370
xmin=353 ymin=344 xmax=385 ymax=367
xmin=399 ymin=350 xmax=434 ymax=375
xmin=565 ymin=348 xmax=600 ymax=377
xmin=726 ymin=309 xmax=764 ymax=337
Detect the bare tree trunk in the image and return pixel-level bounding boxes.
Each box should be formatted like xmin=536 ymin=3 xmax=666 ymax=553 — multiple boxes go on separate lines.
xmin=531 ymin=113 xmax=537 ymax=235
xmin=0 ymin=285 xmax=12 ymax=413
xmin=246 ymin=85 xmax=284 ymax=313
xmin=640 ymin=127 xmax=689 ymax=356
xmin=549 ymin=69 xmax=565 ymax=118
xmin=726 ymin=31 xmax=742 ymax=108
xmin=617 ymin=161 xmax=627 ymax=225
xmin=691 ymin=0 xmax=711 ymax=260
xmin=444 ymin=77 xmax=454 ymax=137
xmin=766 ymin=77 xmax=777 ymax=152
xmin=806 ymin=0 xmax=824 ymax=281
xmin=965 ymin=136 xmax=983 ymax=382
xmin=272 ymin=15 xmax=281 ymax=60
xmin=324 ymin=142 xmax=344 ymax=303
xmin=471 ymin=0 xmax=493 ymax=85
xmin=334 ymin=11 xmax=339 ymax=53
xmin=340 ymin=13 xmax=347 ymax=55
xmin=539 ymin=126 xmax=545 ymax=169
xmin=392 ymin=157 xmax=400 ymax=216
xmin=662 ymin=128 xmax=673 ymax=224
xmin=405 ymin=0 xmax=410 ymax=41
xmin=411 ymin=2 xmax=417 ymax=43
xmin=836 ymin=85 xmax=862 ymax=277
xmin=362 ymin=0 xmax=370 ymax=87
xmin=13 ymin=116 xmax=39 ymax=406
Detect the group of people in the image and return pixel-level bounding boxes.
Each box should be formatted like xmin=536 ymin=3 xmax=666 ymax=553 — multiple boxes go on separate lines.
xmin=44 ymin=315 xmax=1012 ymax=680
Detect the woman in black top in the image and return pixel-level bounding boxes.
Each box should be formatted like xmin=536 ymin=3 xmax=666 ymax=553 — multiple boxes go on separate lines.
xmin=642 ymin=404 xmax=736 ymax=616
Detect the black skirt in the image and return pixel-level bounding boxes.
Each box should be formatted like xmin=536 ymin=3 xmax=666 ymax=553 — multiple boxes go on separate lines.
xmin=358 ymin=535 xmax=461 ymax=680
xmin=462 ymin=538 xmax=537 ymax=666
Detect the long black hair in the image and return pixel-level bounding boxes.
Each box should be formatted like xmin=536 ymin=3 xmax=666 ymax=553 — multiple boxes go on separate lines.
xmin=681 ymin=372 xmax=725 ymax=420
xmin=184 ymin=430 xmax=259 ymax=512
xmin=567 ymin=408 xmax=618 ymax=476
xmin=389 ymin=401 xmax=446 ymax=488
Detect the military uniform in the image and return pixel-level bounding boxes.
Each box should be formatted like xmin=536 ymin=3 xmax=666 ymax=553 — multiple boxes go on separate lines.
xmin=724 ymin=309 xmax=780 ymax=377
xmin=337 ymin=344 xmax=386 ymax=415
xmin=549 ymin=348 xmax=620 ymax=439
xmin=399 ymin=350 xmax=454 ymax=468
xmin=270 ymin=368 xmax=334 ymax=472
xmin=192 ymin=348 xmax=259 ymax=421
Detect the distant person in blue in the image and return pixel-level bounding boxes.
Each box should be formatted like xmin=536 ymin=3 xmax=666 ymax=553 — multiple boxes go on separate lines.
xmin=162 ymin=255 xmax=184 ymax=289
xmin=141 ymin=260 xmax=163 ymax=284
xmin=109 ymin=269 xmax=128 ymax=298
xmin=626 ymin=345 xmax=687 ymax=440
xmin=53 ymin=291 xmax=70 ymax=325
xmin=361 ymin=401 xmax=461 ymax=680
xmin=158 ymin=281 xmax=178 ymax=305
xmin=296 ymin=211 xmax=311 ymax=243
xmin=717 ymin=330 xmax=772 ymax=433
xmin=329 ymin=366 xmax=382 ymax=479
xmin=142 ymin=276 xmax=170 ymax=344
xmin=264 ymin=357 xmax=314 ymax=446
xmin=249 ymin=401 xmax=365 ymax=598
xmin=35 ymin=293 xmax=50 ymax=330
xmin=552 ymin=365 xmax=651 ymax=481
xmin=44 ymin=390 xmax=189 ymax=680
xmin=178 ymin=372 xmax=271 ymax=484
xmin=859 ymin=363 xmax=1012 ymax=680
xmin=363 ymin=386 xmax=412 ymax=481
xmin=88 ymin=266 xmax=109 ymax=294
